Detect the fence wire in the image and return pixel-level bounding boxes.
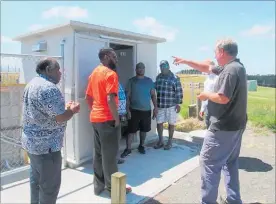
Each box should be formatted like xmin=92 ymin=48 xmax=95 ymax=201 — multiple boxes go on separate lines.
xmin=1 ymin=53 xmax=64 ymax=173
xmin=182 ymin=82 xmax=204 ymax=105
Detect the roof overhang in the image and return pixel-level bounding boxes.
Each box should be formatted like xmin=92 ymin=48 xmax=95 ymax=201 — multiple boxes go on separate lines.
xmin=12 ymin=20 xmax=166 ymax=44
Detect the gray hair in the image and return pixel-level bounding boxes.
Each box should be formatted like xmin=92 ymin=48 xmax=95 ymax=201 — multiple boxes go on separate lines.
xmin=215 ymin=38 xmax=238 ymax=57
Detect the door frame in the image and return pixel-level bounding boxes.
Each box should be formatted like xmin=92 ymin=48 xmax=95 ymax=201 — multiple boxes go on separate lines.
xmin=73 ymin=33 xmax=108 ymax=165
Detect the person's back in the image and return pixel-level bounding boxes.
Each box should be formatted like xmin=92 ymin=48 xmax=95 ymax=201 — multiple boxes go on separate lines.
xmin=88 ymin=64 xmax=118 ymax=123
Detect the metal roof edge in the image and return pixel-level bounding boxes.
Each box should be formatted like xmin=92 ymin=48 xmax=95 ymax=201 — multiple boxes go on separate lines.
xmin=12 ymin=20 xmax=166 ymax=43
xmin=12 ymin=21 xmax=72 ymax=41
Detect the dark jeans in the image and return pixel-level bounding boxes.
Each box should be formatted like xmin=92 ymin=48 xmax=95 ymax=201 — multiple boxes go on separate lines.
xmin=200 ymin=129 xmax=244 ymax=204
xmin=92 ymin=120 xmax=120 ymax=193
xmin=28 ymin=150 xmax=62 ymax=204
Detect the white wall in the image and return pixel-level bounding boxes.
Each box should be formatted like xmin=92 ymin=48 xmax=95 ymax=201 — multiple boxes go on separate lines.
xmin=136 ymin=43 xmax=158 ymax=137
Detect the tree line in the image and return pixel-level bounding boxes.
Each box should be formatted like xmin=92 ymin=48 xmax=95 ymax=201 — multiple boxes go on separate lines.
xmin=177 ymin=69 xmax=276 ymax=88
xmin=247 ymin=74 xmax=276 ymax=88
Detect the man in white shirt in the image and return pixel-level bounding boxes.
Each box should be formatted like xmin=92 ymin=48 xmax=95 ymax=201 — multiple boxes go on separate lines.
xmin=199 ymin=72 xmax=218 ymax=129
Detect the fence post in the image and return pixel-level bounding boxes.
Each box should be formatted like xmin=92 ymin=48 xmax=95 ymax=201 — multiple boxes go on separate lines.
xmin=196 ymin=97 xmax=202 ymax=120
xmin=111 ymin=172 xmax=126 ymax=204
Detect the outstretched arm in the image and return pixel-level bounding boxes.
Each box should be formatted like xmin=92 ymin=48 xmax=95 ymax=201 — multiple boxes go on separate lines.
xmin=172 ymin=56 xmax=213 ymax=73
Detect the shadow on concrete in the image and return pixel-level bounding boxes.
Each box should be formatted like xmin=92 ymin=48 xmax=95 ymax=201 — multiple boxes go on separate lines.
xmin=238 ymin=157 xmax=273 ymax=172
xmin=75 ymin=144 xmax=198 ymax=188
xmin=142 ymin=197 xmax=163 ymax=204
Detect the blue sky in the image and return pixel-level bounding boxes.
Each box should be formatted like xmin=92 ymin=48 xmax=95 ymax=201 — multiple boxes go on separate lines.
xmin=1 ymin=1 xmax=275 ymax=75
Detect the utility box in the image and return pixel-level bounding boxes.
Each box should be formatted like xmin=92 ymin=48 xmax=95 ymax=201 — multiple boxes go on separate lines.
xmin=13 ymin=20 xmax=166 ymax=167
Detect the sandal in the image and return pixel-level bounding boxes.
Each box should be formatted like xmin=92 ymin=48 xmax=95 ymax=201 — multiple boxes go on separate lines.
xmin=154 ymin=142 xmax=164 ymax=149
xmin=164 ymin=143 xmax=172 ymax=150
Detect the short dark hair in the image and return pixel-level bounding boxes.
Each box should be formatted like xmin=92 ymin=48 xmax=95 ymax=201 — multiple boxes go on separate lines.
xmin=136 ymin=62 xmax=145 ymax=69
xmin=36 ymin=58 xmax=59 ymax=74
xmin=98 ymin=48 xmax=114 ymax=61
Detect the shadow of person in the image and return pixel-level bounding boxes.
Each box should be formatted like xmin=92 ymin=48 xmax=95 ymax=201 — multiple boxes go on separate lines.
xmin=238 ymin=157 xmax=273 ymax=172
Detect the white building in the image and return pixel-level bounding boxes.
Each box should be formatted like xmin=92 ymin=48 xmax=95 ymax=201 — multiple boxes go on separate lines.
xmin=13 ymin=20 xmax=166 ymax=168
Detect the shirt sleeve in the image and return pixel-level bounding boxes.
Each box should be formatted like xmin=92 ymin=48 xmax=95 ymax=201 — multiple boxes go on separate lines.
xmin=38 ymin=87 xmax=65 ymax=117
xmin=149 ymin=78 xmax=155 ymax=90
xmin=175 ymin=77 xmax=183 ymax=104
xmin=106 ymin=71 xmax=118 ymax=95
xmin=85 ymin=75 xmax=93 ymax=97
xmin=126 ymin=79 xmax=131 ymax=94
xmin=211 ymin=65 xmax=223 ymax=75
xmin=217 ymin=73 xmax=238 ymax=100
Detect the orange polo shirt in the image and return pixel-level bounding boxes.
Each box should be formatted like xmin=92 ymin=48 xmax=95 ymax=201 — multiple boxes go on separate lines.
xmin=86 ymin=64 xmax=119 ymax=123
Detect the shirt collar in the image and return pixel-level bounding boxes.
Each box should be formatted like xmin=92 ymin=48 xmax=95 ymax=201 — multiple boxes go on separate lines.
xmin=39 ymin=74 xmax=56 ymax=84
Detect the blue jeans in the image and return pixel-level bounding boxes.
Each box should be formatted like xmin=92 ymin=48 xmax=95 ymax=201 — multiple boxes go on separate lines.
xmin=28 ymin=150 xmax=62 ymax=204
xmin=200 ymin=129 xmax=244 ymax=204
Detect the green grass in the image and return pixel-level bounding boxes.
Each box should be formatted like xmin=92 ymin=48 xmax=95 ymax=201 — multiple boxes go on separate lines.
xmin=247 ymin=86 xmax=275 ymax=132
xmin=178 ymin=75 xmax=276 ymax=132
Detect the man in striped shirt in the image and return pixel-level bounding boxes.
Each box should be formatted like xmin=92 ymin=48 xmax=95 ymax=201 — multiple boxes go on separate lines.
xmin=154 ymin=60 xmax=183 ymax=150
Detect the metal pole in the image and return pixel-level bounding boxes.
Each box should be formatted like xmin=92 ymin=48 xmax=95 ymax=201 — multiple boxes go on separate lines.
xmin=60 ymin=39 xmax=68 ymax=168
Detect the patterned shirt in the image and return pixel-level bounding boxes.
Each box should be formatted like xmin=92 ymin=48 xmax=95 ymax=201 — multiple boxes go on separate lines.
xmin=155 ymin=71 xmax=183 ymax=108
xmin=21 ymin=75 xmax=66 ymax=155
xmin=118 ymin=83 xmax=127 ymax=115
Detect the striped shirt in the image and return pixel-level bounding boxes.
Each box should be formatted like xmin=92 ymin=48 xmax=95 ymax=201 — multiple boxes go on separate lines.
xmin=155 ymin=71 xmax=183 ymax=108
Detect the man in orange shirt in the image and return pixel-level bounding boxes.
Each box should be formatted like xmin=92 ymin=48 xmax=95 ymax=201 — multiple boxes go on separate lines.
xmin=85 ymin=48 xmax=131 ymax=196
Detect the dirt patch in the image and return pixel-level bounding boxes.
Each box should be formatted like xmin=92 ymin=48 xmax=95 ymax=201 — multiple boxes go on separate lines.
xmin=164 ymin=118 xmax=206 ymax=132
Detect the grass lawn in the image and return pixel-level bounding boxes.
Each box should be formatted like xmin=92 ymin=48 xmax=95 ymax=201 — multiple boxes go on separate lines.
xmin=177 ymin=75 xmax=276 ymax=132
xmin=247 ymin=86 xmax=275 ymax=132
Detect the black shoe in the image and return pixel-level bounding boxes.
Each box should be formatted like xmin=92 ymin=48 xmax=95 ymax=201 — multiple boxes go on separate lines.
xmin=117 ymin=158 xmax=125 ymax=164
xmin=120 ymin=149 xmax=131 ymax=158
xmin=138 ymin=145 xmax=145 ymax=154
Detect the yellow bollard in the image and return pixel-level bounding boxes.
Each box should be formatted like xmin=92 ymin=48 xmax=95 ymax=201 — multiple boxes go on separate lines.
xmin=111 ymin=172 xmax=126 ymax=204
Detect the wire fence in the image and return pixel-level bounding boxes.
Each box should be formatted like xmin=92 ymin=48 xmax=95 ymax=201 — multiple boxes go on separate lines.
xmin=181 ymin=82 xmax=204 ymax=105
xmin=0 ymin=53 xmax=64 ymax=173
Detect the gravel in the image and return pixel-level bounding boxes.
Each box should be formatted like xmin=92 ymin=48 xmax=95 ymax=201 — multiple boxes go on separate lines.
xmin=145 ymin=127 xmax=275 ymax=204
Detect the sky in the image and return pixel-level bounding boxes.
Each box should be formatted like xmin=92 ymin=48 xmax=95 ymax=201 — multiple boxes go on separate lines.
xmin=1 ymin=1 xmax=275 ymax=75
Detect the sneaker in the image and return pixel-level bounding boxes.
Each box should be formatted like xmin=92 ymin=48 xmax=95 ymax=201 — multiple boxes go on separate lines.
xmin=120 ymin=149 xmax=131 ymax=158
xmin=138 ymin=145 xmax=145 ymax=154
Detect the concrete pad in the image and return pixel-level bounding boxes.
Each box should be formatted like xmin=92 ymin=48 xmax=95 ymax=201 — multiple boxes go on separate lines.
xmin=1 ymin=142 xmax=199 ymax=204
xmin=188 ymin=129 xmax=207 ymax=145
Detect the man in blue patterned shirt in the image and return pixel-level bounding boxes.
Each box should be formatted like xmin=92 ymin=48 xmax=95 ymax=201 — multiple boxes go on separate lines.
xmin=22 ymin=58 xmax=80 ymax=204
xmin=154 ymin=60 xmax=183 ymax=150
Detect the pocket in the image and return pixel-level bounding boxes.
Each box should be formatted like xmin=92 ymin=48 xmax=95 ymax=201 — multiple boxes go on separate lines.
xmin=106 ymin=120 xmax=116 ymax=129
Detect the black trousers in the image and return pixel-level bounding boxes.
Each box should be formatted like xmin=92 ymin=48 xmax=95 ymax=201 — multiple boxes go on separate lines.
xmin=92 ymin=121 xmax=120 ymax=192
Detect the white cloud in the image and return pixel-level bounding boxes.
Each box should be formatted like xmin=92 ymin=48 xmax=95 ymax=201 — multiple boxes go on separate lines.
xmin=133 ymin=17 xmax=178 ymax=42
xmin=241 ymin=24 xmax=274 ymax=37
xmin=42 ymin=6 xmax=88 ymax=19
xmin=1 ymin=36 xmax=15 ymax=43
xmin=28 ymin=24 xmax=44 ymax=31
xmin=199 ymin=46 xmax=210 ymax=52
